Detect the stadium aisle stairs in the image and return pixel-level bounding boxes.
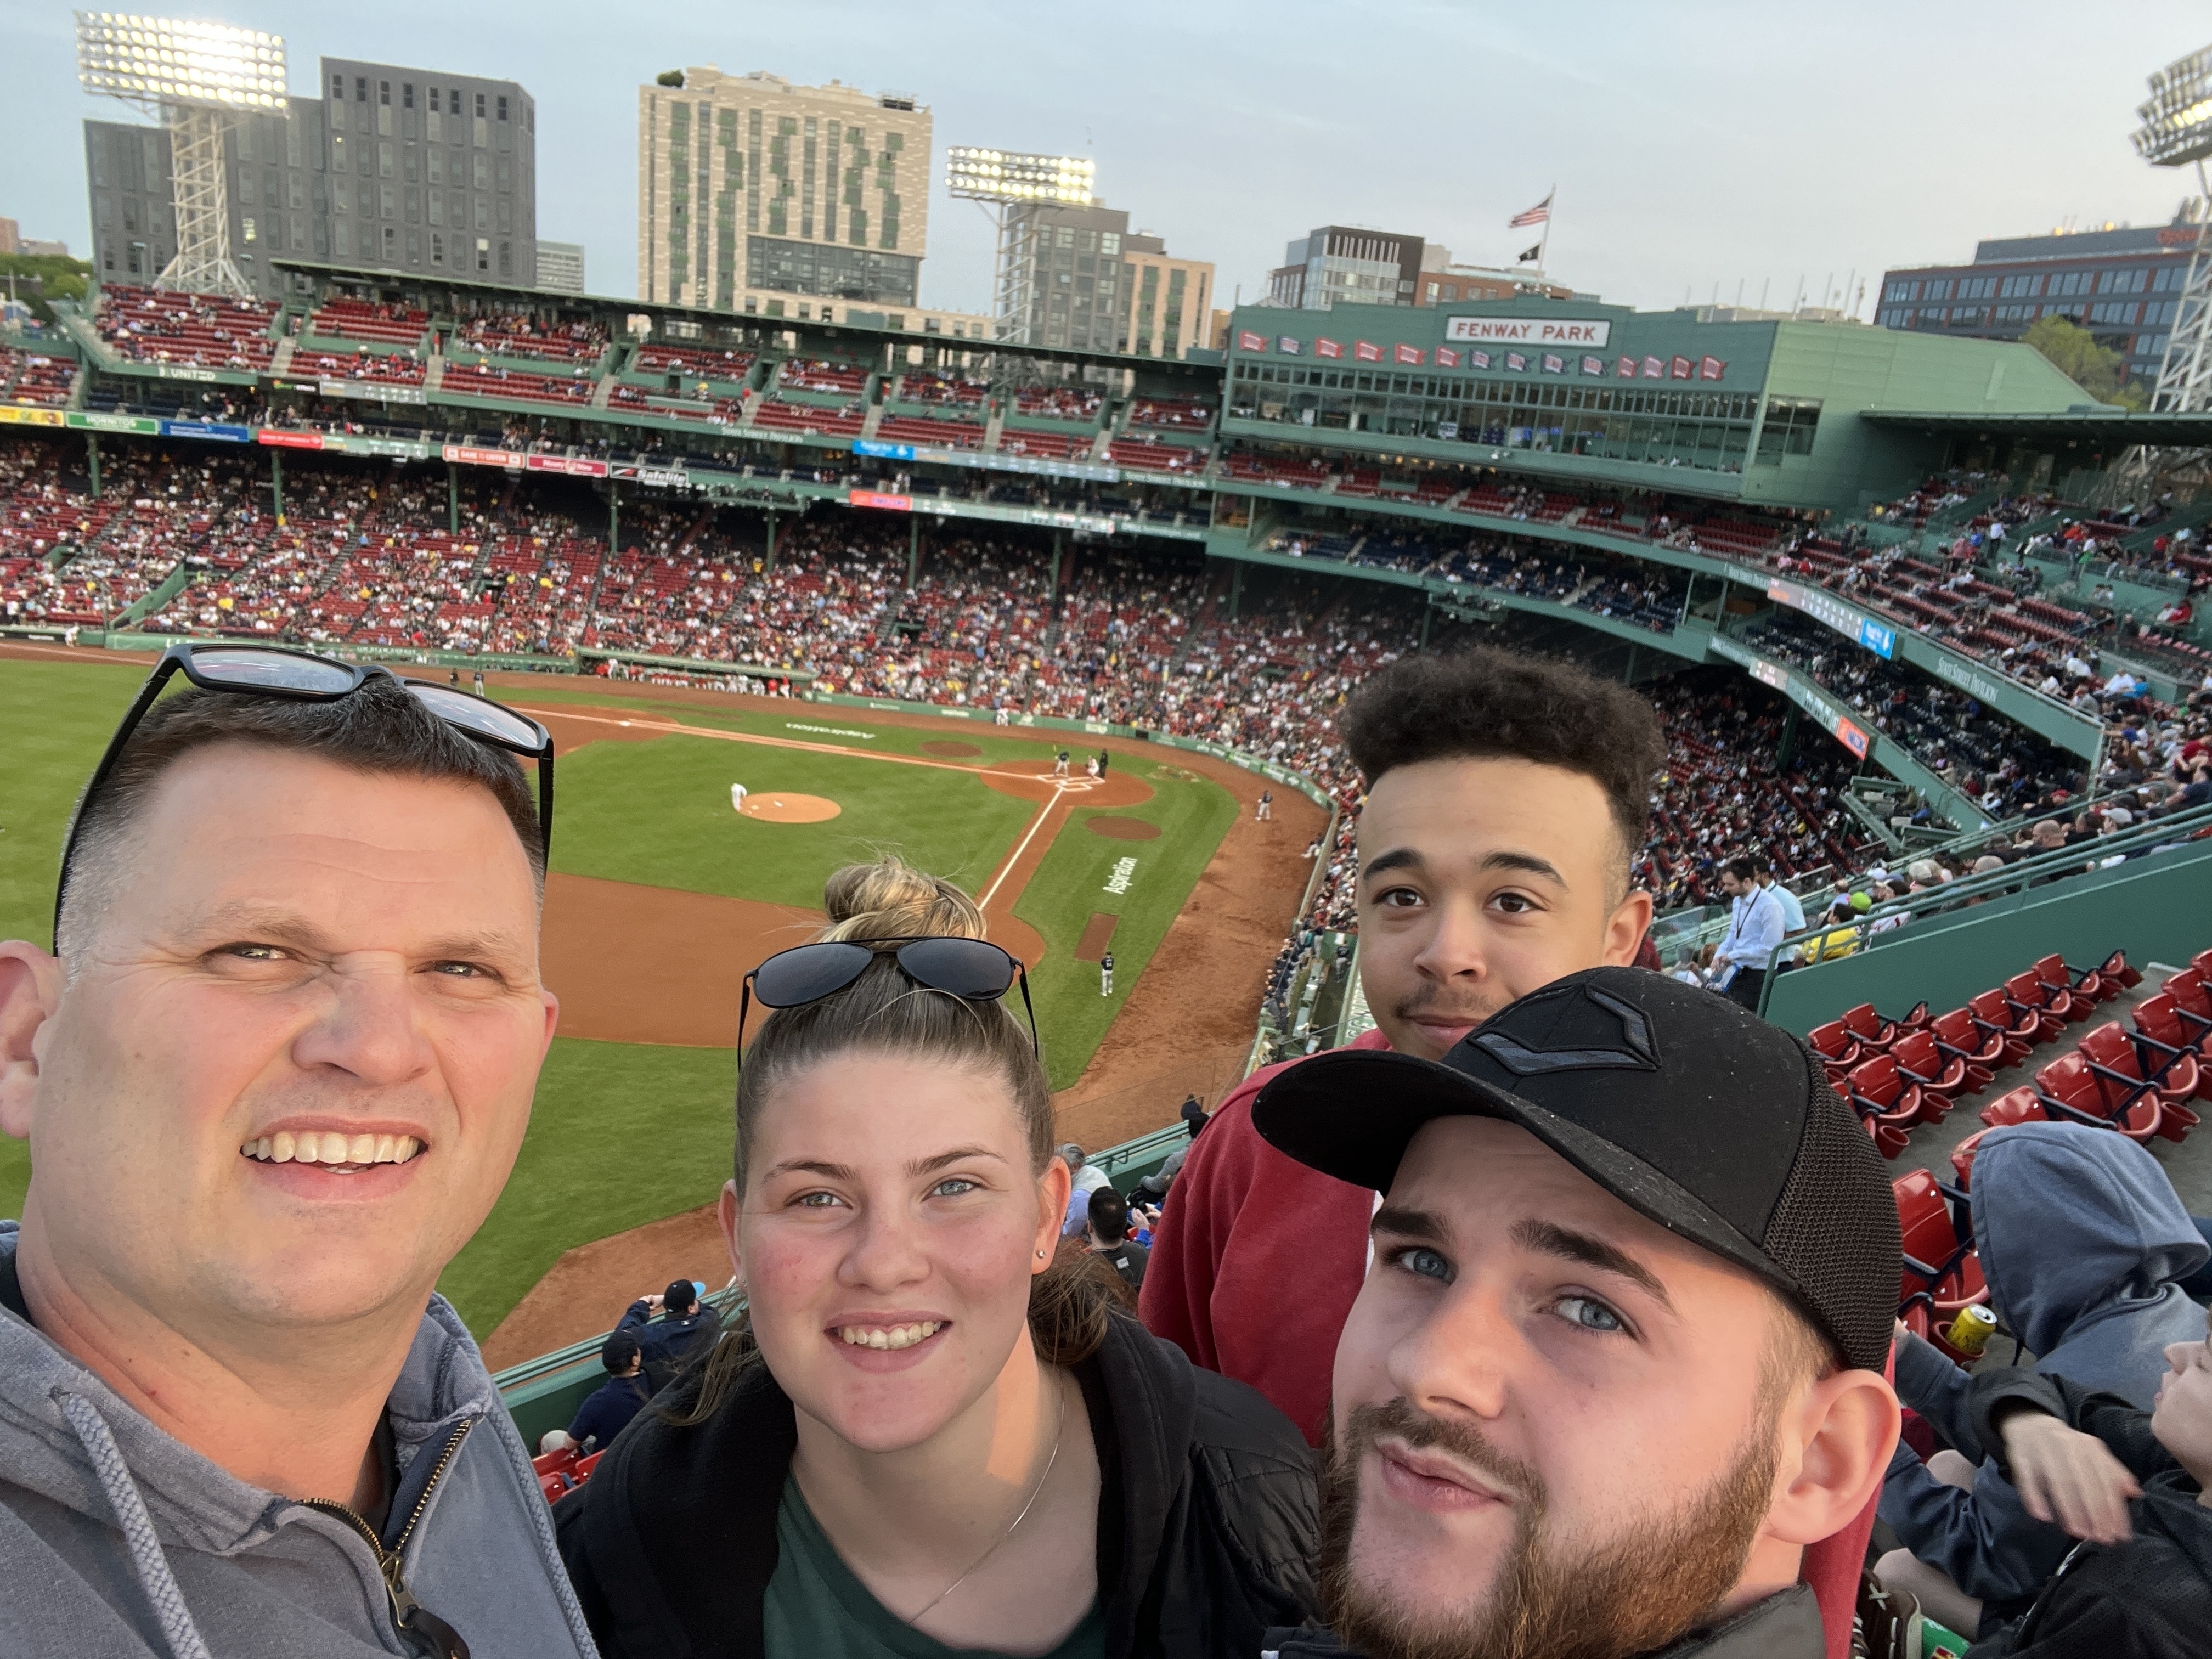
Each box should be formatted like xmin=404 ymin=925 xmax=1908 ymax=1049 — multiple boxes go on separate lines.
xmin=983 ymin=402 xmax=1006 ymax=452
xmin=270 ymin=337 xmax=296 ymax=376
xmin=860 ymin=401 xmax=885 ymax=441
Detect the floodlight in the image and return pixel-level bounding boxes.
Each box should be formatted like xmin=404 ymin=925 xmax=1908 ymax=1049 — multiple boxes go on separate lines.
xmin=75 ymin=13 xmax=287 ymax=111
xmin=946 ymin=148 xmax=1096 ymax=205
xmin=74 ymin=13 xmax=289 ymax=297
xmin=2133 ymin=46 xmax=2212 ymax=168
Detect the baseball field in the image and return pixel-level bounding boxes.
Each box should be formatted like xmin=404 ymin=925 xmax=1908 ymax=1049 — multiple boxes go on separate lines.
xmin=0 ymin=646 xmax=1326 ymax=1357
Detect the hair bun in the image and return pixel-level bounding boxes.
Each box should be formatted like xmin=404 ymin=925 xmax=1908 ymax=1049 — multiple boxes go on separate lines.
xmin=820 ymin=855 xmax=988 ymax=943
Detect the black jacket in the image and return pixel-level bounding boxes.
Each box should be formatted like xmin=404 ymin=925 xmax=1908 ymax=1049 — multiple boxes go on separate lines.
xmin=618 ymin=1300 xmax=715 ymax=1391
xmin=1964 ymin=1368 xmax=2211 ymax=1659
xmin=1263 ymin=1583 xmax=1824 ymax=1659
xmin=555 ymin=1310 xmax=1319 ymax=1659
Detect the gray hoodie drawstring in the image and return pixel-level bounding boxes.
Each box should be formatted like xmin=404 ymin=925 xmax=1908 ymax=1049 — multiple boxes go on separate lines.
xmin=52 ymin=1387 xmax=215 ymax=1659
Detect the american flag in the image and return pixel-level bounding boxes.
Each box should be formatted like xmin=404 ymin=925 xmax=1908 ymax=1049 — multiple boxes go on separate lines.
xmin=1508 ymin=193 xmax=1553 ymax=229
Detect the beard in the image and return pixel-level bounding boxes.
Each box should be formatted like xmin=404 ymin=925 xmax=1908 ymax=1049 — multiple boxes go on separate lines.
xmin=1316 ymin=1398 xmax=1779 ymax=1659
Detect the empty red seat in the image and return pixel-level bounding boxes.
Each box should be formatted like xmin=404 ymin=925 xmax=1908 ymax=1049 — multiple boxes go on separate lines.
xmin=1889 ymin=1029 xmax=1963 ymax=1116
xmin=1927 ymin=1006 xmax=2006 ymax=1093
xmin=1950 ymin=1126 xmax=1994 ymax=1190
xmin=1965 ymin=988 xmax=2039 ymax=1063
xmin=1892 ymin=1167 xmax=1988 ymax=1347
xmin=1808 ymin=1020 xmax=1860 ymax=1085
xmin=2001 ymin=972 xmax=2070 ymax=1045
xmin=2078 ymin=1019 xmax=2203 ymax=1104
xmin=2136 ymin=990 xmax=2212 ymax=1057
xmin=538 ymin=1470 xmax=571 ymax=1502
xmin=2034 ymin=1051 xmax=2163 ymax=1143
xmin=2029 ymin=955 xmax=2094 ymax=1023
xmin=1843 ymin=1054 xmax=1921 ymax=1158
xmin=1839 ymin=1002 xmax=1902 ymax=1053
xmin=572 ymin=1449 xmax=605 ymax=1484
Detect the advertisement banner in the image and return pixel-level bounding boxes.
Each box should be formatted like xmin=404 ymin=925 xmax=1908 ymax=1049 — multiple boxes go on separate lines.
xmin=1669 ymin=355 xmax=1693 ymax=380
xmin=0 ymin=405 xmax=67 ymax=427
xmin=1616 ymin=356 xmax=1637 ymax=378
xmin=1277 ymin=335 xmax=1303 ymax=354
xmin=1393 ymin=343 xmax=1424 ymax=365
xmin=1581 ymin=355 xmax=1605 ymax=375
xmin=160 ymin=420 xmax=252 ymax=443
xmin=1353 ymin=340 xmax=1383 ymax=362
xmin=1832 ymin=716 xmax=1870 ymax=760
xmin=1765 ymin=578 xmax=1898 ymax=659
xmin=1641 ymin=356 xmax=1664 ymax=379
xmin=64 ymin=410 xmax=157 ymax=433
xmin=1504 ymin=352 xmax=1528 ymax=372
xmin=443 ymin=443 xmax=527 ymax=469
xmin=332 ymin=435 xmax=435 ymax=460
xmin=1237 ymin=330 xmax=1266 ymax=352
xmin=318 ymin=377 xmax=428 ymax=405
xmin=1468 ymin=349 xmax=1491 ymax=369
xmin=852 ymin=438 xmax=917 ymax=462
xmin=1541 ymin=353 xmax=1565 ymax=374
xmin=525 ymin=453 xmax=609 ymax=478
xmin=849 ymin=489 xmax=913 ymax=512
xmin=256 ymin=428 xmax=325 ymax=449
xmin=609 ymin=462 xmax=690 ymax=488
xmin=1699 ymin=356 xmax=1726 ymax=381
xmin=1434 ymin=346 xmax=1460 ymax=369
xmin=1314 ymin=337 xmax=1342 ymax=359
xmin=1443 ymin=315 xmax=1613 ymax=348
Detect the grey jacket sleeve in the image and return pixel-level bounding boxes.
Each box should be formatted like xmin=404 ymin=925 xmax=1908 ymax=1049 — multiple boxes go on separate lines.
xmin=1892 ymin=1329 xmax=1983 ymax=1461
xmin=1878 ymin=1437 xmax=2079 ymax=1605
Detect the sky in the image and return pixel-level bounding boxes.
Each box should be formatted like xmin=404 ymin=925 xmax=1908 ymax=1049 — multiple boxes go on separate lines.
xmin=3 ymin=0 xmax=2203 ymax=319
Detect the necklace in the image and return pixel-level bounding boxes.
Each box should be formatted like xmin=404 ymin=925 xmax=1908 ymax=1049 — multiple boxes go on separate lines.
xmin=905 ymin=1374 xmax=1069 ymax=1627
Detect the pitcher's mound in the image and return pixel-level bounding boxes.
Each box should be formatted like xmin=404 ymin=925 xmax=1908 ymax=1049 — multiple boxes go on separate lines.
xmin=741 ymin=793 xmax=842 ymax=823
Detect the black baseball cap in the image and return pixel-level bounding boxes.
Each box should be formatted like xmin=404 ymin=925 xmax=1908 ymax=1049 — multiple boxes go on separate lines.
xmin=601 ymin=1329 xmax=641 ymax=1372
xmin=663 ymin=1278 xmax=700 ymax=1314
xmin=1250 ymin=967 xmax=1899 ymax=1373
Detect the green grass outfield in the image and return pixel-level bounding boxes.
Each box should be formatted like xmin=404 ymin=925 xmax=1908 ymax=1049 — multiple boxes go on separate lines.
xmin=0 ymin=662 xmax=1237 ymax=1335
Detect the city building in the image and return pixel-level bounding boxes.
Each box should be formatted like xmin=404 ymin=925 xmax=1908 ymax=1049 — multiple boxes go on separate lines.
xmin=1874 ymin=213 xmax=2201 ymax=392
xmin=1415 ymin=256 xmax=1573 ymax=307
xmin=992 ymin=201 xmax=1213 ymax=356
xmin=1266 ymin=226 xmax=1427 ymax=310
xmin=634 ymin=68 xmax=986 ymax=336
xmin=83 ymin=55 xmax=536 ymax=298
xmin=536 ymin=239 xmax=585 ymax=294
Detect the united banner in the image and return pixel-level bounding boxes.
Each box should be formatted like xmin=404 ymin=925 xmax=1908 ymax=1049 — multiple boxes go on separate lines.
xmin=1238 ymin=330 xmax=1266 ymax=352
xmin=1670 ymin=356 xmax=1693 ymax=380
xmin=1435 ymin=346 xmax=1461 ymax=368
xmin=1354 ymin=340 xmax=1383 ymax=362
xmin=1315 ymin=337 xmax=1343 ymax=359
xmin=1541 ymin=353 xmax=1565 ymax=374
xmin=1582 ymin=355 xmax=1605 ymax=375
xmin=1505 ymin=351 xmax=1528 ymax=372
xmin=1468 ymin=349 xmax=1492 ymax=369
xmin=1617 ymin=356 xmax=1637 ymax=378
xmin=1700 ymin=355 xmax=1726 ymax=381
xmin=1641 ymin=356 xmax=1664 ymax=379
xmin=1395 ymin=342 xmax=1424 ymax=365
xmin=1277 ymin=335 xmax=1302 ymax=354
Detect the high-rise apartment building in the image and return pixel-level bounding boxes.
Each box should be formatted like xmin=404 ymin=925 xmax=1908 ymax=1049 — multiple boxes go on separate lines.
xmin=1267 ymin=226 xmax=1426 ymax=309
xmin=637 ymin=69 xmax=944 ymax=324
xmin=995 ymin=201 xmax=1214 ymax=356
xmin=83 ymin=55 xmax=535 ymax=298
xmin=536 ymin=239 xmax=585 ymax=294
xmin=1874 ymin=215 xmax=2199 ymax=392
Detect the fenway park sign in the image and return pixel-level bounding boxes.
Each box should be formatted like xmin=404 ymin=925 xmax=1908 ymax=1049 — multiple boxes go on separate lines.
xmin=1445 ymin=315 xmax=1613 ymax=348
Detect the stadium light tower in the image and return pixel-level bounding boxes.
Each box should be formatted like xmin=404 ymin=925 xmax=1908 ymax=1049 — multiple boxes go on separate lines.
xmin=2131 ymin=45 xmax=2212 ymax=413
xmin=75 ymin=12 xmax=289 ymax=297
xmin=946 ymin=148 xmax=1096 ymax=344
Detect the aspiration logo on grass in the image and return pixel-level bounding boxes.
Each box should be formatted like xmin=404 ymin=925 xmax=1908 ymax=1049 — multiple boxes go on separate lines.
xmin=1103 ymin=857 xmax=1138 ymax=895
xmin=784 ymin=721 xmax=876 ymax=740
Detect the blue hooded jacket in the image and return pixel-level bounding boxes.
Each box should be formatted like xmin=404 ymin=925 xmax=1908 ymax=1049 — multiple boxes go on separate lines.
xmin=1881 ymin=1122 xmax=2210 ymax=1609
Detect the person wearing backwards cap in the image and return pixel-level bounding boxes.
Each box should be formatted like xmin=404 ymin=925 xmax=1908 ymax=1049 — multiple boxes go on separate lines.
xmin=1252 ymin=967 xmax=1903 ymax=1659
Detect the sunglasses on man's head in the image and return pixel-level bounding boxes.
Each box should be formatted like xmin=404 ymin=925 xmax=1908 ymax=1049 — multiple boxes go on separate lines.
xmin=737 ymin=935 xmax=1038 ymax=1062
xmin=54 ymin=641 xmax=555 ymax=950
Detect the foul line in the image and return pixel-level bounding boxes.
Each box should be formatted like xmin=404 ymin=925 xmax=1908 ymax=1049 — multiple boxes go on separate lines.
xmin=979 ymin=782 xmax=1071 ymax=909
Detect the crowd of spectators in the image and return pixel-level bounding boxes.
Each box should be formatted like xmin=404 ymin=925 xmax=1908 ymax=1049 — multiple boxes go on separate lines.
xmin=91 ymin=285 xmax=279 ymax=372
xmin=450 ymin=311 xmax=609 ymax=366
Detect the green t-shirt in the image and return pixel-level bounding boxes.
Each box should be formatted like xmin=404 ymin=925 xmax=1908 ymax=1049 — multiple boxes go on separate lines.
xmin=764 ymin=1474 xmax=1105 ymax=1659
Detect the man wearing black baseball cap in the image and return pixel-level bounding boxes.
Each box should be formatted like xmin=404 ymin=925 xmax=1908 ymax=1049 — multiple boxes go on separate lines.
xmin=1253 ymin=968 xmax=1902 ymax=1659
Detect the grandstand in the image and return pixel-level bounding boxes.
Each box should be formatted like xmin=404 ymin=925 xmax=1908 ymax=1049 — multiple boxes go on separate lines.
xmin=6 ymin=259 xmax=2211 ymax=1455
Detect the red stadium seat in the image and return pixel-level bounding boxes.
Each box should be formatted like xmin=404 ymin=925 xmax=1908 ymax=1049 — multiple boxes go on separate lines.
xmin=1964 ymin=988 xmax=2039 ymax=1063
xmin=2028 ymin=956 xmax=2094 ymax=1023
xmin=2077 ymin=1020 xmax=2203 ymax=1105
xmin=1950 ymin=1126 xmax=1994 ymax=1190
xmin=1839 ymin=1003 xmax=1902 ymax=1054
xmin=2033 ymin=1052 xmax=2163 ymax=1143
xmin=2136 ymin=991 xmax=2212 ymax=1057
xmin=2001 ymin=972 xmax=2070 ymax=1045
xmin=572 ymin=1450 xmax=605 ymax=1484
xmin=1892 ymin=1168 xmax=1988 ymax=1337
xmin=538 ymin=1471 xmax=572 ymax=1502
xmin=1808 ymin=1020 xmax=1860 ymax=1086
xmin=1842 ymin=1054 xmax=1921 ymax=1157
xmin=1926 ymin=1006 xmax=2005 ymax=1093
xmin=1889 ymin=1029 xmax=1965 ymax=1113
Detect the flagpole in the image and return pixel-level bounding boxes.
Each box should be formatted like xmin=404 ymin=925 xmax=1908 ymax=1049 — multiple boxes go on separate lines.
xmin=1538 ymin=183 xmax=1554 ymax=276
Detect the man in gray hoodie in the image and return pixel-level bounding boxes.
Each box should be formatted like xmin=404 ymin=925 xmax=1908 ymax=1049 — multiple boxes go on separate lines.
xmin=0 ymin=662 xmax=597 ymax=1659
xmin=1874 ymin=1121 xmax=2210 ymax=1639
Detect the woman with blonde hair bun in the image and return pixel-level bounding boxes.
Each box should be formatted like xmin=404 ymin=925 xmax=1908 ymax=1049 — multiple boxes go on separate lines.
xmin=556 ymin=855 xmax=1319 ymax=1659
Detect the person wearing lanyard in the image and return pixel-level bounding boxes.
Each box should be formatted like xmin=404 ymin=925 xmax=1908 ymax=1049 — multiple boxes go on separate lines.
xmin=1713 ymin=856 xmax=1785 ymax=1012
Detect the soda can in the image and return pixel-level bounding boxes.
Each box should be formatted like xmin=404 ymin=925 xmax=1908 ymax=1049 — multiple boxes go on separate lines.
xmin=1947 ymin=1304 xmax=1997 ymax=1357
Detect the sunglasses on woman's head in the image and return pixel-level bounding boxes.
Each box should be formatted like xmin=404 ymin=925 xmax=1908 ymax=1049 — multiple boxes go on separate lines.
xmin=54 ymin=642 xmax=554 ymax=951
xmin=737 ymin=936 xmax=1038 ymax=1062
